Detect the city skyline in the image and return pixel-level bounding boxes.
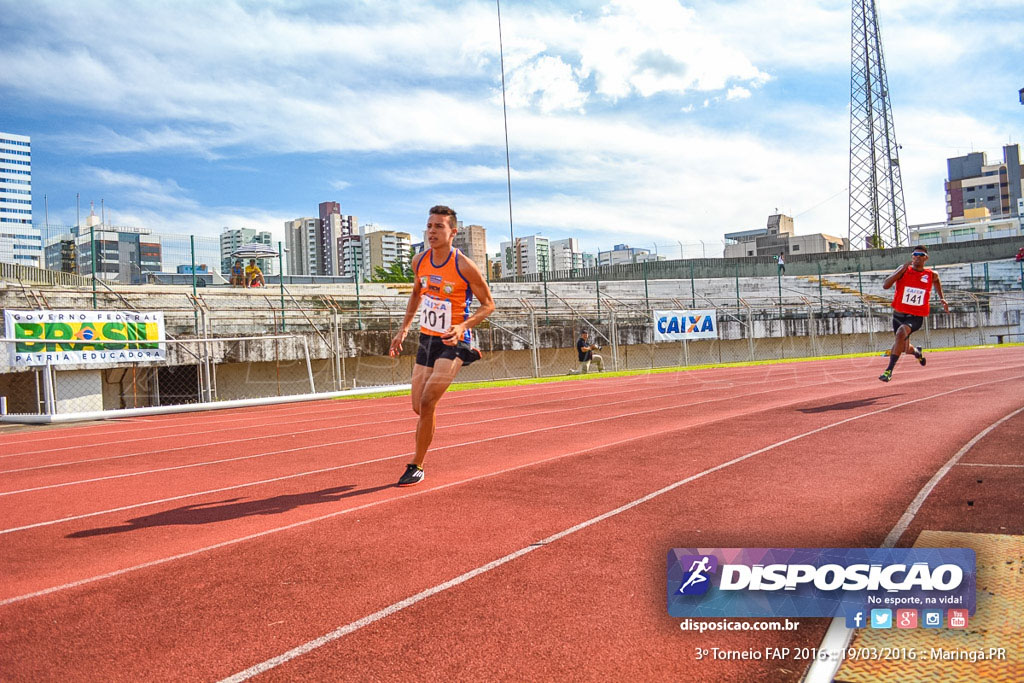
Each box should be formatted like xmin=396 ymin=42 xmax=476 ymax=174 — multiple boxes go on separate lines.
xmin=1 ymin=0 xmax=1021 ymax=258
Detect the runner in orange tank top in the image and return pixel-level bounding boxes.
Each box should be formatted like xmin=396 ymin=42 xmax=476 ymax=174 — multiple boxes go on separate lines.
xmin=878 ymin=245 xmax=949 ymax=382
xmin=388 ymin=206 xmax=495 ymax=486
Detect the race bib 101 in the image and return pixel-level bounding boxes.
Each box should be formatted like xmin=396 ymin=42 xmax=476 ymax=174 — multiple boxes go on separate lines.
xmin=420 ymin=297 xmax=452 ymax=334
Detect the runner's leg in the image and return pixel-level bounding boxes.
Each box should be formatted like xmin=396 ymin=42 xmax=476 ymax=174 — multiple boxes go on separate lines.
xmin=413 ymin=357 xmax=463 ymax=466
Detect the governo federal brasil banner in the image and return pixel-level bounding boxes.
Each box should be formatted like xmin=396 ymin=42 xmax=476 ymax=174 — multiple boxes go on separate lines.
xmin=3 ymin=310 xmax=166 ymax=367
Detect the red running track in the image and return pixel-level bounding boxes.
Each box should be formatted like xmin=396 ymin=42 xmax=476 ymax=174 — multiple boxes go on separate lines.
xmin=1 ymin=347 xmax=1022 ymax=681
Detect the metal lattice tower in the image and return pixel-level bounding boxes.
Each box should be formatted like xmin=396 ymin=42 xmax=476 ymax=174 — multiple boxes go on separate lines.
xmin=848 ymin=0 xmax=907 ymax=250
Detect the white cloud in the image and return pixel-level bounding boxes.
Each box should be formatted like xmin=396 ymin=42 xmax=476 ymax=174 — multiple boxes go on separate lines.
xmin=4 ymin=0 xmax=1021 ymax=253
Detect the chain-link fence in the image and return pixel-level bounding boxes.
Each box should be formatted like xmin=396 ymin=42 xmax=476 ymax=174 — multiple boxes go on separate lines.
xmin=2 ymin=259 xmax=1023 ymax=418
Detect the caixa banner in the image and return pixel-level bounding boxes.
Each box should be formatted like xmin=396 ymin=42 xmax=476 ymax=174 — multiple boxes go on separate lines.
xmin=667 ymin=548 xmax=975 ymax=618
xmin=653 ymin=310 xmax=717 ymax=341
xmin=4 ymin=310 xmax=166 ymax=367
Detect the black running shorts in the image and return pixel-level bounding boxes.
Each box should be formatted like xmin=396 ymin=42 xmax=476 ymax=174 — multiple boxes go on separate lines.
xmin=415 ymin=334 xmax=480 ymax=368
xmin=892 ymin=311 xmax=924 ymax=334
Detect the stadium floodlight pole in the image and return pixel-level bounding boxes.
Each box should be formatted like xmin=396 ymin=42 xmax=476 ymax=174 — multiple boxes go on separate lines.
xmin=496 ymin=0 xmax=514 ymax=267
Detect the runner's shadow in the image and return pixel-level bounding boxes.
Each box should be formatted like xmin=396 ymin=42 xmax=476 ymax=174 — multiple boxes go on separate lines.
xmin=798 ymin=395 xmax=897 ymax=413
xmin=66 ymin=484 xmax=394 ymax=538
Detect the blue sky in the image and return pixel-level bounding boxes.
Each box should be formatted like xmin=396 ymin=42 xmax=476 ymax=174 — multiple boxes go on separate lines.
xmin=2 ymin=0 xmax=1021 ymax=258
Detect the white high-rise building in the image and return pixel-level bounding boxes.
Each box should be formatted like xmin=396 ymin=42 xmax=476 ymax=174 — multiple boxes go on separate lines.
xmin=220 ymin=227 xmax=276 ymax=276
xmin=499 ymin=235 xmax=550 ymax=276
xmin=285 ymin=217 xmax=318 ymax=276
xmin=549 ymin=237 xmax=583 ymax=271
xmin=0 ymin=131 xmax=42 ymax=266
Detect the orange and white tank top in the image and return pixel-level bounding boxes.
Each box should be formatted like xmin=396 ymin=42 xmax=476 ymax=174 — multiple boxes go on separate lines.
xmin=892 ymin=268 xmax=933 ymax=316
xmin=415 ymin=248 xmax=473 ymax=341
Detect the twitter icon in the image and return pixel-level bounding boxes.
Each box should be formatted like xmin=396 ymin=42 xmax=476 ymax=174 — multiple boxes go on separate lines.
xmin=871 ymin=609 xmax=892 ymax=629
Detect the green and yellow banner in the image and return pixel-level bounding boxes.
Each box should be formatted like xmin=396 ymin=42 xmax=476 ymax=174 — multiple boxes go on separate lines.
xmin=3 ymin=310 xmax=166 ymax=366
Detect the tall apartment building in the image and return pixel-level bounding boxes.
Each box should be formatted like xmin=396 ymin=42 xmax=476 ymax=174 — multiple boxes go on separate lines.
xmin=549 ymin=237 xmax=583 ymax=271
xmin=318 ymin=201 xmax=357 ymax=276
xmin=946 ymin=144 xmax=1023 ymax=221
xmin=220 ymin=227 xmax=276 ymax=275
xmin=453 ymin=222 xmax=487 ymax=266
xmin=0 ymin=131 xmax=42 ymax=266
xmin=337 ymin=234 xmax=363 ymax=280
xmin=284 ymin=217 xmax=318 ymax=276
xmin=499 ymin=234 xmax=550 ymax=276
xmin=362 ymin=226 xmax=412 ymax=279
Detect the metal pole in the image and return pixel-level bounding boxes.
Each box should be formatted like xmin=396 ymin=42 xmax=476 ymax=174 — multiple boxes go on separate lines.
xmin=610 ymin=310 xmax=619 ymax=371
xmin=984 ymin=262 xmax=989 ymax=292
xmin=279 ymin=241 xmax=286 ymax=332
xmin=1020 ymin=260 xmax=1023 ymax=294
xmin=190 ymin=235 xmax=197 ymax=298
xmin=596 ymin=272 xmax=601 ymax=323
xmin=735 ymin=262 xmax=740 ymax=310
xmin=42 ymin=363 xmax=55 ymax=415
xmin=817 ymin=261 xmax=823 ymax=313
xmin=496 ymin=0 xmax=515 ymax=254
xmin=642 ymin=260 xmax=649 ymax=313
xmin=301 ymin=336 xmax=316 ymax=393
xmin=542 ymin=269 xmax=549 ymax=323
xmin=355 ymin=244 xmax=362 ymax=330
xmin=858 ymin=265 xmax=864 ymax=297
xmin=690 ymin=260 xmax=695 ymax=307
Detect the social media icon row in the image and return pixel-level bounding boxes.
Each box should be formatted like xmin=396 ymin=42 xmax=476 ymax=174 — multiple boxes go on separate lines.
xmin=846 ymin=609 xmax=968 ymax=629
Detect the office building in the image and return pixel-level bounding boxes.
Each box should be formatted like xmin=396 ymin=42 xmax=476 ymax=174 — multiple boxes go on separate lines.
xmin=597 ymin=243 xmax=661 ymax=266
xmin=946 ymin=144 xmax=1023 ymax=221
xmin=0 ymin=131 xmax=42 ymax=266
xmin=72 ymin=206 xmax=162 ymax=283
xmin=724 ymin=214 xmax=848 ymax=257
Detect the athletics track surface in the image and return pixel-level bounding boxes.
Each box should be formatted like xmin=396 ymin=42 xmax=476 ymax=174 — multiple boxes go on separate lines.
xmin=1 ymin=347 xmax=1022 ymax=682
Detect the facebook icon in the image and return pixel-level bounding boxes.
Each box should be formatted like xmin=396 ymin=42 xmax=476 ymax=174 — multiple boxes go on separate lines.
xmin=845 ymin=610 xmax=866 ymax=629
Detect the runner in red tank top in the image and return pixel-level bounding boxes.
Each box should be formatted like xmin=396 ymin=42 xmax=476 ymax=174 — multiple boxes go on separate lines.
xmin=388 ymin=205 xmax=495 ymax=486
xmin=878 ymin=245 xmax=949 ymax=382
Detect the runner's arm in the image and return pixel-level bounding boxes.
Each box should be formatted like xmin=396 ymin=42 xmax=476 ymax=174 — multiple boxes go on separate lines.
xmin=882 ymin=263 xmax=910 ymax=290
xmin=932 ymin=271 xmax=950 ymax=313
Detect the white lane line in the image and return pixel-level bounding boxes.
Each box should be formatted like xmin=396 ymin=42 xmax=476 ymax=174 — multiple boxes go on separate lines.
xmin=957 ymin=463 xmax=1024 ymax=468
xmin=216 ymin=380 xmax=1023 ymax=682
xmin=803 ymin=403 xmax=1024 ymax=683
xmin=0 ymin=379 xmax=704 ymax=474
xmin=0 ymin=377 xmax=653 ymax=460
xmin=4 ymin=376 xmax=1018 ymax=615
xmin=0 ymin=368 xmax=687 ymax=453
xmin=0 ymin=368 xmax=865 ymax=495
xmin=0 ymin=375 xmax=858 ymax=533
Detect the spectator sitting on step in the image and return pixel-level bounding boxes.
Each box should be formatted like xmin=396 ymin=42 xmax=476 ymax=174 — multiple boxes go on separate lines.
xmin=245 ymin=259 xmax=265 ymax=287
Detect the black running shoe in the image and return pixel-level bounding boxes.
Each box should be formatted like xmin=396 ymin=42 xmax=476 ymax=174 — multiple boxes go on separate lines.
xmin=397 ymin=463 xmax=424 ymax=487
xmin=878 ymin=370 xmax=892 ymax=382
xmin=917 ymin=349 xmax=926 ymax=366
